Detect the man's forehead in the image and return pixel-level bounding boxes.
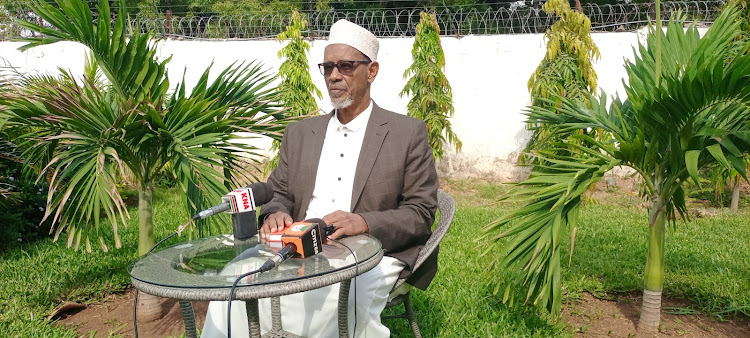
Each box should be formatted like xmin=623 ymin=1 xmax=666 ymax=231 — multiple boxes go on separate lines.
xmin=324 ymin=44 xmax=367 ymax=60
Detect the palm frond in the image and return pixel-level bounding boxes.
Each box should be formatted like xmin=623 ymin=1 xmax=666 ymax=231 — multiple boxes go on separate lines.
xmin=16 ymin=0 xmax=170 ymax=102
xmin=484 ymin=4 xmax=750 ymax=318
xmin=1 ymin=72 xmax=127 ymax=252
xmin=480 ymin=146 xmax=619 ymax=314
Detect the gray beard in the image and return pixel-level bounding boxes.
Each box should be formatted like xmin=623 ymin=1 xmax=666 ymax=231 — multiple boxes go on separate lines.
xmin=331 ymin=96 xmax=354 ymax=110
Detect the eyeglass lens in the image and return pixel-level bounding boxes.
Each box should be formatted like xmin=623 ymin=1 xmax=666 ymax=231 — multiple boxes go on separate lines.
xmin=319 ymin=61 xmax=366 ymax=76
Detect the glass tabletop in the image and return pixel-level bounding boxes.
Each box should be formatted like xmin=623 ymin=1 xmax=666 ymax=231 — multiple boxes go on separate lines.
xmin=128 ymin=234 xmax=382 ymax=289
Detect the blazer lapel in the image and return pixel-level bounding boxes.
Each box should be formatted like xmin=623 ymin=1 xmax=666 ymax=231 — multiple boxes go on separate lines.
xmin=351 ymin=103 xmax=389 ymax=209
xmin=296 ymin=112 xmax=332 ymax=220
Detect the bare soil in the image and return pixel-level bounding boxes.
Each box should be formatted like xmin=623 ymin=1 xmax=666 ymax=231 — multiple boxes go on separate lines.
xmin=54 ymin=289 xmax=750 ymax=337
xmin=564 ymin=293 xmax=750 ymax=337
xmin=54 ymin=289 xmax=209 ymax=337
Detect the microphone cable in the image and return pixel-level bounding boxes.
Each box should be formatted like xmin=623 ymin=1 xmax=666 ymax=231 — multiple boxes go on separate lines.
xmin=133 ymin=220 xmax=189 ymax=338
xmin=227 ymin=265 xmax=268 ymax=338
xmin=224 ymin=238 xmax=360 ymax=338
xmin=328 ymin=238 xmax=358 ymax=338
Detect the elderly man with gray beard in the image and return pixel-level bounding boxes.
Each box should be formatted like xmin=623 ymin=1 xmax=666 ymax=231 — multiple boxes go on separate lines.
xmin=202 ymin=19 xmax=439 ymax=338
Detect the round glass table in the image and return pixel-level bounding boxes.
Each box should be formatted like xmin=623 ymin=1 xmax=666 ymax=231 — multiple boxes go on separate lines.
xmin=129 ymin=234 xmax=383 ymax=338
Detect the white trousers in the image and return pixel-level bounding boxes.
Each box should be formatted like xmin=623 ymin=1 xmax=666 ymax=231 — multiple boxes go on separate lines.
xmin=201 ymin=256 xmax=404 ymax=338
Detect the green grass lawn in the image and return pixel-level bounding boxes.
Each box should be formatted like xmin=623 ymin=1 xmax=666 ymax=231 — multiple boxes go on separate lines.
xmin=1 ymin=179 xmax=749 ymax=337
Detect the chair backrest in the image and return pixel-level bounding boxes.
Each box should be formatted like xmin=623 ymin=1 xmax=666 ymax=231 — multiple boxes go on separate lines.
xmin=394 ymin=189 xmax=455 ymax=289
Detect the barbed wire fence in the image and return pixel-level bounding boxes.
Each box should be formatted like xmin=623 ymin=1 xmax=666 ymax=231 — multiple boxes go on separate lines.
xmin=0 ymin=1 xmax=726 ymax=41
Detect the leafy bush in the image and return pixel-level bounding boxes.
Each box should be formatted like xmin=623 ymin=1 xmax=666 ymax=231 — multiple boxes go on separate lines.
xmin=0 ymin=159 xmax=51 ymax=251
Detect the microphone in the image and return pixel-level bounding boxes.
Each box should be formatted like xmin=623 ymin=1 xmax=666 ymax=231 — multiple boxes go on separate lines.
xmin=282 ymin=218 xmax=327 ymax=258
xmin=192 ymin=182 xmax=274 ymax=220
xmin=259 ymin=218 xmax=328 ymax=272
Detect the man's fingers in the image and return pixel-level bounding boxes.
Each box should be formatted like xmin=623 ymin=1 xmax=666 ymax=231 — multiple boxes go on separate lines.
xmin=261 ymin=212 xmax=292 ymax=240
xmin=322 ymin=210 xmax=345 ymax=226
xmin=260 ymin=224 xmax=270 ymax=240
xmin=329 ymin=228 xmax=345 ymax=240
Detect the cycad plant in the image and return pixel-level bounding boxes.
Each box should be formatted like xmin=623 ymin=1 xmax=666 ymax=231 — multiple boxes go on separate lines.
xmin=0 ymin=0 xmax=290 ymax=256
xmin=523 ymin=0 xmax=600 ymax=163
xmin=265 ymin=9 xmax=321 ymax=174
xmin=400 ymin=11 xmax=460 ymax=161
xmin=480 ymin=5 xmax=750 ymax=332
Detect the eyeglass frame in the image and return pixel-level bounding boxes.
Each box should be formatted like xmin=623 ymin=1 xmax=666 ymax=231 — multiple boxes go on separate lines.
xmin=317 ymin=60 xmax=371 ymax=76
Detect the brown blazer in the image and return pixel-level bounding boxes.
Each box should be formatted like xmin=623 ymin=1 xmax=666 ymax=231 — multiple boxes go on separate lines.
xmin=260 ymin=102 xmax=439 ymax=290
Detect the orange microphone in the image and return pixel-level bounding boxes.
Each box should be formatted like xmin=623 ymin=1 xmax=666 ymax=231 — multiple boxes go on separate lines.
xmin=259 ymin=219 xmax=330 ymax=272
xmin=281 ymin=219 xmax=326 ymax=258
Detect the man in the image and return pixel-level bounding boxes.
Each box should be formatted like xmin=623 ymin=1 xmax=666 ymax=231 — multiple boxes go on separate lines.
xmin=202 ymin=19 xmax=438 ymax=337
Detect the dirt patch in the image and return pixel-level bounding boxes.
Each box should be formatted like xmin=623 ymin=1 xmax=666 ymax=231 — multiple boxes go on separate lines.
xmin=56 ymin=289 xmax=750 ymax=337
xmin=563 ymin=293 xmax=750 ymax=337
xmin=55 ymin=289 xmax=208 ymax=337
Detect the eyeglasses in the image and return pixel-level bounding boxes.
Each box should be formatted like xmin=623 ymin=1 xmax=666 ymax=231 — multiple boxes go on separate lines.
xmin=318 ymin=60 xmax=371 ymax=76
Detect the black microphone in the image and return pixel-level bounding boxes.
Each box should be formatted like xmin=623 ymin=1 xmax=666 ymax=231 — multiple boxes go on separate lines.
xmin=192 ymin=182 xmax=274 ymax=220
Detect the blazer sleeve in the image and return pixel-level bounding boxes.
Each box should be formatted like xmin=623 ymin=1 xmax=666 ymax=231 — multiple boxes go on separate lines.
xmin=358 ymin=120 xmax=438 ymax=262
xmin=259 ymin=126 xmax=295 ymax=221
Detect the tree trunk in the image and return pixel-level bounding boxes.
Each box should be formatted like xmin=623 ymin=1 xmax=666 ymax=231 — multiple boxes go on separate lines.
xmin=138 ymin=182 xmax=154 ymax=256
xmin=136 ymin=182 xmax=166 ymax=322
xmin=137 ymin=291 xmax=175 ymax=322
xmin=638 ymin=197 xmax=666 ymax=333
xmin=730 ymin=177 xmax=740 ymax=210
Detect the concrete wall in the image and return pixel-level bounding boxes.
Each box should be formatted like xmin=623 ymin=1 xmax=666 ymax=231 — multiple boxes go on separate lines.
xmin=1 ymin=28 xmax=696 ymax=180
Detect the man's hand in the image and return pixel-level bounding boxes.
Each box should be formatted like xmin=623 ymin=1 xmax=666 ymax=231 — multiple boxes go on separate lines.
xmin=323 ymin=210 xmax=369 ymax=240
xmin=260 ymin=211 xmax=293 ymax=240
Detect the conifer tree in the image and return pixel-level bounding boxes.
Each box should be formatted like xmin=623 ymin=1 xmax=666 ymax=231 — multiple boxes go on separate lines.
xmin=400 ymin=11 xmax=460 ymax=161
xmin=523 ymin=0 xmax=600 ymax=163
xmin=266 ymin=10 xmax=322 ymax=173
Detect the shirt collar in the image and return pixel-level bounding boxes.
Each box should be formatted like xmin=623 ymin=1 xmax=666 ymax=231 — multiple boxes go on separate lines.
xmin=334 ymin=100 xmax=373 ymax=133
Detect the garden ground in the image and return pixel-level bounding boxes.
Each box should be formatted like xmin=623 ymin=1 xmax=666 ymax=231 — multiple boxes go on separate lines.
xmin=3 ymin=176 xmax=749 ymax=337
xmin=54 ymin=287 xmax=750 ymax=337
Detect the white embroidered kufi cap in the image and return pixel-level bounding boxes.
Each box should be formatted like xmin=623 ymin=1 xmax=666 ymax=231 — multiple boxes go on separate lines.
xmin=327 ymin=19 xmax=379 ymax=62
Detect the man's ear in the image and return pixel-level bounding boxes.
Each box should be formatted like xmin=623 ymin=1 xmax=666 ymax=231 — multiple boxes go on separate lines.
xmin=367 ymin=61 xmax=379 ymax=84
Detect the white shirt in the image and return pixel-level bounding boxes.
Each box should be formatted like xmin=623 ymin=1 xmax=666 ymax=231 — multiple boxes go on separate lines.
xmin=304 ymin=101 xmax=373 ymax=219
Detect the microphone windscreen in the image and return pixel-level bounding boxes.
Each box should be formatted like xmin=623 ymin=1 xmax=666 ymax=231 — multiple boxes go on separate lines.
xmin=303 ymin=218 xmax=327 ymax=228
xmin=248 ymin=182 xmax=274 ymax=205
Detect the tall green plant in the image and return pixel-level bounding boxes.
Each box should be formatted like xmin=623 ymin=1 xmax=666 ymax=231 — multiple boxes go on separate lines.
xmin=266 ymin=9 xmax=321 ymax=173
xmin=480 ymin=5 xmax=750 ymax=332
xmin=400 ymin=11 xmax=460 ymax=161
xmin=711 ymin=0 xmax=750 ymax=209
xmin=523 ymin=0 xmax=600 ymax=162
xmin=0 ymin=0 xmax=291 ymax=256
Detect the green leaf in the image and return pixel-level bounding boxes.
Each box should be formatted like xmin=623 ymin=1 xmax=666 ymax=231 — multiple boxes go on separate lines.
xmin=706 ymin=144 xmax=730 ymax=169
xmin=685 ymin=150 xmax=701 ymax=186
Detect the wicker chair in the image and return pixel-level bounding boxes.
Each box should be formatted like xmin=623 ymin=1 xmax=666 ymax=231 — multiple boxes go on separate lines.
xmin=382 ymin=189 xmax=455 ymax=338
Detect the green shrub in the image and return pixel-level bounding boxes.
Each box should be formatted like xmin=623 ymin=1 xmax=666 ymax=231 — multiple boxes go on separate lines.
xmin=0 ymin=160 xmax=51 ymax=251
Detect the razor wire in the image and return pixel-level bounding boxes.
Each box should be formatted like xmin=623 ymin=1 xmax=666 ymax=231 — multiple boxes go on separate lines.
xmin=0 ymin=1 xmax=726 ymax=40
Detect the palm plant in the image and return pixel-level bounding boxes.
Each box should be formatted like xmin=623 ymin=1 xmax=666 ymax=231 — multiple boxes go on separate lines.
xmin=0 ymin=0 xmax=290 ymax=256
xmin=710 ymin=156 xmax=749 ymax=209
xmin=0 ymin=61 xmax=22 ymax=209
xmin=480 ymin=5 xmax=750 ymax=332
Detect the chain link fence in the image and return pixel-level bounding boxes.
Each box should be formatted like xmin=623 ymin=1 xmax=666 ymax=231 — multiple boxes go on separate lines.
xmin=0 ymin=1 xmax=726 ymax=40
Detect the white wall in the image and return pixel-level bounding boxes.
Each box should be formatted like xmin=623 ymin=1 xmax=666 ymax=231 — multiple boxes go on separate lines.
xmin=1 ymin=28 xmax=695 ymax=180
